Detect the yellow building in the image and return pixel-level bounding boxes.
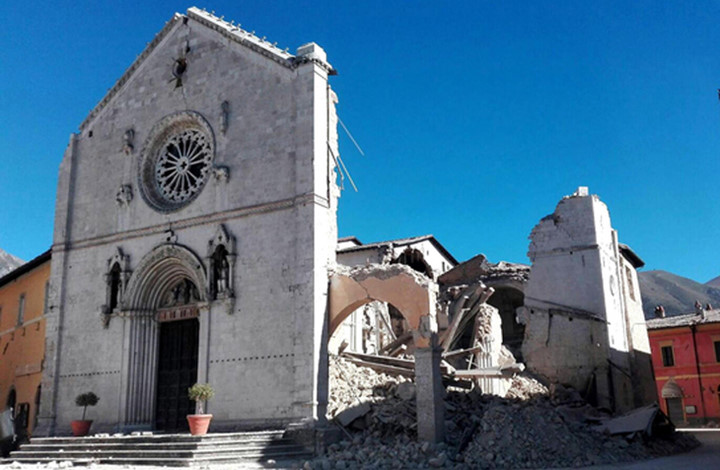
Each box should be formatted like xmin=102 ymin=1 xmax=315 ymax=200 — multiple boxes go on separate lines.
xmin=0 ymin=250 xmax=50 ymax=438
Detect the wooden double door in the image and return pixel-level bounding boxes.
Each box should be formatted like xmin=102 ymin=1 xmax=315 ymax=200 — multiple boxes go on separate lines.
xmin=155 ymin=318 xmax=199 ymax=431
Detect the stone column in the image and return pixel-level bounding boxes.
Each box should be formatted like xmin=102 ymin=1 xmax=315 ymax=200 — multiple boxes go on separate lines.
xmin=414 ymin=346 xmax=445 ymax=443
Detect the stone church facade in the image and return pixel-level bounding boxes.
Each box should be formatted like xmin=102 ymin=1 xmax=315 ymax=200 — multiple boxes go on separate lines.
xmin=38 ymin=7 xmax=339 ymax=435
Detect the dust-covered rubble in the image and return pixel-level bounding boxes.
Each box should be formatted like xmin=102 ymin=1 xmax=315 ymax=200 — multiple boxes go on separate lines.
xmin=312 ymin=355 xmax=699 ymax=469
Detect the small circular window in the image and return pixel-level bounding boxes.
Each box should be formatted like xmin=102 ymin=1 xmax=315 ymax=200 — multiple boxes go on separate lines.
xmin=138 ymin=112 xmax=215 ymax=212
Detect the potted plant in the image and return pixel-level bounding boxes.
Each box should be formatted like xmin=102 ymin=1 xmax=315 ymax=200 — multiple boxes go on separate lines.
xmin=71 ymin=392 xmax=99 ymax=436
xmin=187 ymin=383 xmax=214 ymax=435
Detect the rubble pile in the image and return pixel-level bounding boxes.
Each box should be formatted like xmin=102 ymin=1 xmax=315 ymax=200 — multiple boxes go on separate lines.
xmin=317 ymin=356 xmax=699 ymax=469
xmin=460 ymin=397 xmax=697 ymax=469
xmin=503 ymin=374 xmax=548 ymax=400
xmin=327 ymin=355 xmax=416 ymax=435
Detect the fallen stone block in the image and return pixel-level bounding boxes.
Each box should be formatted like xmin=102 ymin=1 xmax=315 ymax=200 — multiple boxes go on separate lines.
xmin=335 ymin=402 xmax=371 ymax=427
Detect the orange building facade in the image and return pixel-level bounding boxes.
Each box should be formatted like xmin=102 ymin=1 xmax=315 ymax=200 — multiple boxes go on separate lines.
xmin=646 ymin=309 xmax=720 ymax=426
xmin=0 ymin=250 xmax=50 ymax=438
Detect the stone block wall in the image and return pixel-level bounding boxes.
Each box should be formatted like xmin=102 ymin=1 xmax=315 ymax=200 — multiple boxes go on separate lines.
xmin=39 ymin=9 xmax=339 ymax=435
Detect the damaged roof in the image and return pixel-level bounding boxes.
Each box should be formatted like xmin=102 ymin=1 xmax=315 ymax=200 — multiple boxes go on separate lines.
xmin=646 ymin=309 xmax=720 ymax=330
xmin=337 ymin=234 xmax=458 ymax=265
xmin=438 ymin=253 xmax=530 ymax=286
xmin=619 ymin=243 xmax=645 ymax=268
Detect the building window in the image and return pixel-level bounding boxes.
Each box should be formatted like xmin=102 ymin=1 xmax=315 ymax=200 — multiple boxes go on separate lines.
xmin=714 ymin=341 xmax=720 ymax=363
xmin=17 ymin=294 xmax=25 ymax=326
xmin=108 ymin=263 xmax=121 ymax=312
xmin=661 ymin=345 xmax=674 ymax=367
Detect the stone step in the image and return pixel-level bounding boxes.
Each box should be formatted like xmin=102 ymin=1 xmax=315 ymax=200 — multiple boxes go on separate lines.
xmin=30 ymin=430 xmax=285 ymax=445
xmin=10 ymin=443 xmax=308 ymax=459
xmin=4 ymin=430 xmax=314 ymax=467
xmin=4 ymin=455 xmax=311 ymax=467
xmin=19 ymin=437 xmax=293 ymax=451
xmin=4 ymin=451 xmax=314 ymax=467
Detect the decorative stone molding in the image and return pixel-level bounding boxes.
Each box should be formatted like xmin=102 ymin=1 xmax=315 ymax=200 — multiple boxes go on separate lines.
xmin=115 ymin=185 xmax=133 ymax=206
xmin=123 ymin=128 xmax=135 ymax=155
xmin=164 ymin=229 xmax=178 ymax=244
xmin=206 ymin=224 xmax=237 ymax=304
xmin=220 ymin=101 xmax=230 ymax=135
xmin=213 ymin=165 xmax=229 ymax=182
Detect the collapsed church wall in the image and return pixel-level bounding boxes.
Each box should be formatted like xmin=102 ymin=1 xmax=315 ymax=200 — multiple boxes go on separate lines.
xmin=520 ymin=187 xmax=656 ymax=412
xmin=40 ymin=8 xmax=339 ymax=435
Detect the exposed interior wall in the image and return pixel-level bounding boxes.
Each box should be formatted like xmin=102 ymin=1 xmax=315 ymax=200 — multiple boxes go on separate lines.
xmin=486 ymin=286 xmax=525 ymax=359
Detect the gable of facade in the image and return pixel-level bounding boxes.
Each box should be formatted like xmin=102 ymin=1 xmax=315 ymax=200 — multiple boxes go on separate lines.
xmin=39 ymin=7 xmax=339 ymax=435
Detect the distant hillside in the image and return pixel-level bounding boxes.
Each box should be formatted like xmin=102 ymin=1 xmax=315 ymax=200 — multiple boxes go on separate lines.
xmin=0 ymin=248 xmax=24 ymax=277
xmin=639 ymin=270 xmax=720 ymax=319
xmin=706 ymin=275 xmax=720 ymax=288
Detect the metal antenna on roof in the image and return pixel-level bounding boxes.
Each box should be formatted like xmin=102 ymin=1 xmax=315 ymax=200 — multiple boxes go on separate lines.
xmin=338 ymin=117 xmax=365 ymax=157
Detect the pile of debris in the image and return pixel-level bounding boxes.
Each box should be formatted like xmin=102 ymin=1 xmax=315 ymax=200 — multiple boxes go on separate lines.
xmin=327 ymin=355 xmax=417 ymax=436
xmin=314 ymin=355 xmax=698 ymax=469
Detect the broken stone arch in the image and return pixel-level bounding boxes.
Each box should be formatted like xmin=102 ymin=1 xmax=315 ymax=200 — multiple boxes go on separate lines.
xmin=329 ymin=264 xmax=438 ymax=348
xmin=328 ymin=263 xmax=446 ymax=441
xmin=119 ymin=243 xmax=209 ymax=429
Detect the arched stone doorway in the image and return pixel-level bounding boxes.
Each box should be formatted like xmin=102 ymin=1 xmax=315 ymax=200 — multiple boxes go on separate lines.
xmin=661 ymin=380 xmax=684 ymax=425
xmin=121 ymin=244 xmax=208 ymax=431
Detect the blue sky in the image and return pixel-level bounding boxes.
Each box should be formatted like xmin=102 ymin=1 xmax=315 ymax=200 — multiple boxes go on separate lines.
xmin=1 ymin=1 xmax=718 ymax=283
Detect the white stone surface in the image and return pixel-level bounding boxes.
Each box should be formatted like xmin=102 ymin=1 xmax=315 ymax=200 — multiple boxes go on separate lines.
xmin=39 ymin=8 xmax=339 ymax=435
xmin=520 ymin=188 xmax=654 ymax=412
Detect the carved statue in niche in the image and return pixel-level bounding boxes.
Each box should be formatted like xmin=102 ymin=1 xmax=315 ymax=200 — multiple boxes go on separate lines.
xmin=206 ymin=224 xmax=236 ymax=302
xmin=101 ymin=247 xmax=132 ymax=327
xmin=212 ymin=245 xmax=230 ymax=296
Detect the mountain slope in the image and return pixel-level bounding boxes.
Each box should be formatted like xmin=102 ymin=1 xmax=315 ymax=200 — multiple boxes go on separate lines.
xmin=0 ymin=248 xmax=24 ymax=277
xmin=706 ymin=275 xmax=720 ymax=288
xmin=638 ymin=270 xmax=720 ymax=319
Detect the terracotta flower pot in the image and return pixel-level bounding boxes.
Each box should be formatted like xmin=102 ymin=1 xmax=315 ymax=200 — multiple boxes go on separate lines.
xmin=187 ymin=414 xmax=212 ymax=435
xmin=70 ymin=420 xmax=93 ymax=436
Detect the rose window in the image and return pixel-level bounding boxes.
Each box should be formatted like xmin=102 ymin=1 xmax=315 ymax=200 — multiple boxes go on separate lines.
xmin=138 ymin=112 xmax=215 ymax=212
xmin=155 ymin=129 xmax=212 ymax=202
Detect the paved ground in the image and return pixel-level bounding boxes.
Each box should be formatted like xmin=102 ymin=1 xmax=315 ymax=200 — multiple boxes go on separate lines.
xmin=561 ymin=429 xmax=720 ymax=470
xmin=2 ymin=430 xmax=717 ymax=469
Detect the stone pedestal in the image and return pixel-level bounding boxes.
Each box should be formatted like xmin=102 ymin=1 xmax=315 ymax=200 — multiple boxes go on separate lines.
xmin=414 ymin=346 xmax=445 ymax=443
